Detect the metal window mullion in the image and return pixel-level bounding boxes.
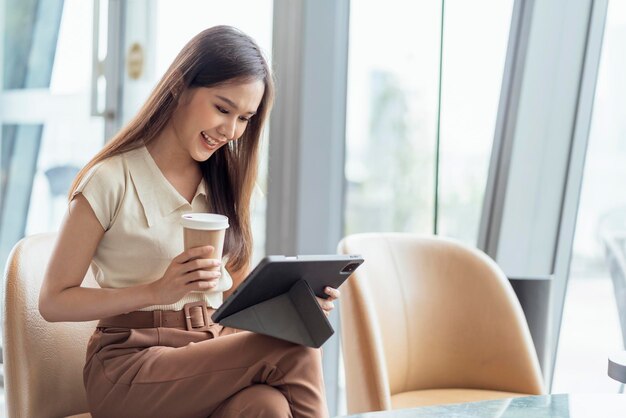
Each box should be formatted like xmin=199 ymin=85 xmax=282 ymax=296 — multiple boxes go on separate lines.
xmin=477 ymin=0 xmax=609 ymax=389
xmin=478 ymin=0 xmax=533 ymax=253
xmin=0 ymin=90 xmax=86 ymax=123
xmin=104 ymin=0 xmax=124 ymax=141
xmin=266 ymin=0 xmax=304 ymax=256
xmin=268 ymin=0 xmax=350 ymax=415
xmin=548 ymin=0 xmax=609 ymax=388
xmin=0 ymin=0 xmax=6 ymax=90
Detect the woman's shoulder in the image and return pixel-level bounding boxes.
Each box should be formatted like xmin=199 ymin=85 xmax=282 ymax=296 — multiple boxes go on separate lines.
xmin=78 ymin=149 xmax=141 ymax=198
xmin=93 ymin=152 xmax=127 ymax=173
xmin=73 ymin=153 xmax=132 ymax=230
xmin=88 ymin=144 xmax=149 ymax=180
xmin=81 ymin=153 xmax=128 ymax=188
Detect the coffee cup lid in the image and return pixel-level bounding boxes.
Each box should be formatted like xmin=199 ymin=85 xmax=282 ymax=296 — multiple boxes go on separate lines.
xmin=181 ymin=213 xmax=229 ymax=230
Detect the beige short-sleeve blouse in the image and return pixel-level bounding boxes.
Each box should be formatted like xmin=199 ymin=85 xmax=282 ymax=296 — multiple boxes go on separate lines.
xmin=73 ymin=145 xmax=233 ymax=311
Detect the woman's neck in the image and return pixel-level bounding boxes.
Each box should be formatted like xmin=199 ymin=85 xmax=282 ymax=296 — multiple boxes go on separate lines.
xmin=147 ymin=124 xmax=201 ymax=179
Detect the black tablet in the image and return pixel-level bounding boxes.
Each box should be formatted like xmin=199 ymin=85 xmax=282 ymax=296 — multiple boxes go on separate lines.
xmin=211 ymin=254 xmax=364 ymax=323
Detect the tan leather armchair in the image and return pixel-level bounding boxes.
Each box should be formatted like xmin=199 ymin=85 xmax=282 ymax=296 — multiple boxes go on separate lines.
xmin=3 ymin=233 xmax=96 ymax=418
xmin=338 ymin=233 xmax=545 ymax=414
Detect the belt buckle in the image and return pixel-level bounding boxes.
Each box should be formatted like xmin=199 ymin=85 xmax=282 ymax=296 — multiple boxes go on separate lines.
xmin=183 ymin=301 xmax=211 ymax=331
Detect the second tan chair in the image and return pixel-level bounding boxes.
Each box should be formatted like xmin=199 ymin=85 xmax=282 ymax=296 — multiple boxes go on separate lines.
xmin=338 ymin=233 xmax=545 ymax=414
xmin=3 ymin=233 xmax=96 ymax=418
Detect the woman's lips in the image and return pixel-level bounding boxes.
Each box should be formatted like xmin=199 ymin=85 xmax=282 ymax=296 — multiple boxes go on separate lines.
xmin=200 ymin=131 xmax=219 ymax=149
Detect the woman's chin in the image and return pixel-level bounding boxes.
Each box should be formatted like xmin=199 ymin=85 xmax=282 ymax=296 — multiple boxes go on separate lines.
xmin=192 ymin=149 xmax=216 ymax=162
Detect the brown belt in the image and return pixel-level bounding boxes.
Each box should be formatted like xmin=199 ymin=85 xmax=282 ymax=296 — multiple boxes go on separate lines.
xmin=97 ymin=301 xmax=216 ymax=332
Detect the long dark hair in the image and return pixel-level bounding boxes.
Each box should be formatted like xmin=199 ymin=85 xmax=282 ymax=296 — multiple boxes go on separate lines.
xmin=70 ymin=25 xmax=275 ymax=274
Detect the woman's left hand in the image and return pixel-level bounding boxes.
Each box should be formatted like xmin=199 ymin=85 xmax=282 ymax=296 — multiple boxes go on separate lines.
xmin=316 ymin=286 xmax=341 ymax=317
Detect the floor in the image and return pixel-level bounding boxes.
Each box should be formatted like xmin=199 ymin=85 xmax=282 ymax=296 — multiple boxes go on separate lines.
xmin=552 ymin=275 xmax=623 ymax=393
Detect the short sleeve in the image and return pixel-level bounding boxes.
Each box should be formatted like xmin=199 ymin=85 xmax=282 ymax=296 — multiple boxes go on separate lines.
xmin=213 ymin=263 xmax=234 ymax=293
xmin=72 ymin=156 xmax=125 ymax=231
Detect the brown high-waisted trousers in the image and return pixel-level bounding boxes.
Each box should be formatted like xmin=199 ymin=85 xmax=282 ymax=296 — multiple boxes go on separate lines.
xmin=83 ymin=307 xmax=328 ymax=418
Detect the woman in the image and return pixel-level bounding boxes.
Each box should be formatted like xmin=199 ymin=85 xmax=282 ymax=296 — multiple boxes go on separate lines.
xmin=38 ymin=25 xmax=338 ymax=418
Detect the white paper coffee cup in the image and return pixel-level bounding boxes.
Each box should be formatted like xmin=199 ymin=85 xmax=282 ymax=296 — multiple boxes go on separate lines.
xmin=181 ymin=213 xmax=229 ymax=268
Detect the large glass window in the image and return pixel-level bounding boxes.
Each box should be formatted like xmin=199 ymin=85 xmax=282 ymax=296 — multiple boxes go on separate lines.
xmin=437 ymin=1 xmax=514 ymax=242
xmin=344 ymin=0 xmax=513 ymax=244
xmin=553 ymin=0 xmax=626 ymax=393
xmin=344 ymin=1 xmax=440 ymax=236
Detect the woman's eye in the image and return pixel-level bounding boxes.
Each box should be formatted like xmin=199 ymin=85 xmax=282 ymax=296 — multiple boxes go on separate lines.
xmin=238 ymin=116 xmax=250 ymax=122
xmin=216 ymin=106 xmax=228 ymax=114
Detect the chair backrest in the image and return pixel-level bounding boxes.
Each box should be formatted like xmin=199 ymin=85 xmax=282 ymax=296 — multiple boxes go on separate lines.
xmin=338 ymin=233 xmax=544 ymax=413
xmin=3 ymin=233 xmax=98 ymax=418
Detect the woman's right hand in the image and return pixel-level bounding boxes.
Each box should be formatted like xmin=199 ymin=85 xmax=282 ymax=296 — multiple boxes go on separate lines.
xmin=148 ymin=246 xmax=222 ymax=306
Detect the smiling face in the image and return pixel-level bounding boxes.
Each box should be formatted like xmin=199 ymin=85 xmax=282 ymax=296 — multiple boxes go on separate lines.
xmin=170 ymin=79 xmax=265 ymax=162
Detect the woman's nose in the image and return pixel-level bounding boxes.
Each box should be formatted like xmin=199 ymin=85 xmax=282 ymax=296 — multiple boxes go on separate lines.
xmin=219 ymin=118 xmax=237 ymax=141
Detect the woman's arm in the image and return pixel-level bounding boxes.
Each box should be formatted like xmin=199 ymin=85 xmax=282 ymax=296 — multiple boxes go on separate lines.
xmin=39 ymin=194 xmax=162 ymax=322
xmin=39 ymin=195 xmax=157 ymax=322
xmin=39 ymin=194 xmax=221 ymax=322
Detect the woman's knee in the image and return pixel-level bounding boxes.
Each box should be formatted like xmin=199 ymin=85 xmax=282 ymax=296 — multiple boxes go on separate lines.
xmin=248 ymin=385 xmax=291 ymax=416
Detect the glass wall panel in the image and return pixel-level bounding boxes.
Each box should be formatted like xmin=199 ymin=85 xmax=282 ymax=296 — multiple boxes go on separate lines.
xmin=553 ymin=0 xmax=626 ymax=393
xmin=0 ymin=124 xmax=43 ymax=258
xmin=438 ymin=0 xmax=513 ymax=243
xmin=2 ymin=0 xmax=63 ymax=90
xmin=344 ymin=0 xmax=513 ymax=243
xmin=344 ymin=1 xmax=441 ymax=236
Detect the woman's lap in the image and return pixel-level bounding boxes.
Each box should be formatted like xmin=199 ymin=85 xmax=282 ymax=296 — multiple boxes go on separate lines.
xmin=84 ymin=326 xmax=325 ymax=418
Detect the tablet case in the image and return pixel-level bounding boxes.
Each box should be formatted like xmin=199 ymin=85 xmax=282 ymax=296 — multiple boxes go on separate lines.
xmin=212 ymin=254 xmax=364 ymax=348
xmin=219 ymin=279 xmax=334 ymax=348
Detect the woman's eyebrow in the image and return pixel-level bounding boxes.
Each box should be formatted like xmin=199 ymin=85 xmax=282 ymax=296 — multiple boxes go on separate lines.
xmin=216 ymin=95 xmax=256 ymax=115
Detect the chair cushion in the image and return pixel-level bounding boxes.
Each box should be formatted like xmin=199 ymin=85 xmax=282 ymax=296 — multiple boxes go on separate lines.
xmin=391 ymin=388 xmax=528 ymax=409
